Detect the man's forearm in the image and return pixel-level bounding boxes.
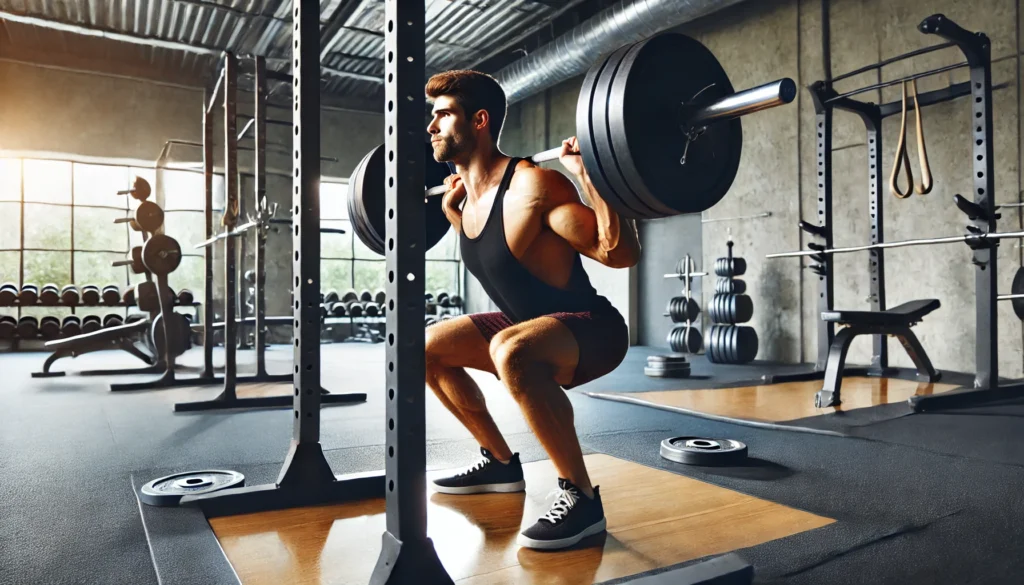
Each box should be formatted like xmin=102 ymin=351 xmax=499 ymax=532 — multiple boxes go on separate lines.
xmin=575 ymin=171 xmax=641 ymax=267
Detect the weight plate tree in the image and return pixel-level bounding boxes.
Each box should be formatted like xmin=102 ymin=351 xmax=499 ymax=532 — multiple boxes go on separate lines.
xmin=708 ymin=240 xmax=757 ymax=364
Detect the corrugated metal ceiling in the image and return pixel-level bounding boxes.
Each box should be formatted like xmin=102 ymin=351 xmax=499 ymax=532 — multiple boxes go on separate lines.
xmin=0 ymin=0 xmax=561 ymax=107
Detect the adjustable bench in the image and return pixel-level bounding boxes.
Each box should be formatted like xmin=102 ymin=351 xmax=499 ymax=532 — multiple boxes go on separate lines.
xmin=816 ymin=299 xmax=942 ymax=407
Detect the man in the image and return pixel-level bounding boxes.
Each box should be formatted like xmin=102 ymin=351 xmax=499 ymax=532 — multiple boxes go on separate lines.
xmin=424 ymin=69 xmax=640 ymax=551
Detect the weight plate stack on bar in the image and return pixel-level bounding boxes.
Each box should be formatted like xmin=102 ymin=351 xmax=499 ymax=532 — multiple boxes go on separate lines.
xmin=707 ymin=250 xmax=756 ymax=364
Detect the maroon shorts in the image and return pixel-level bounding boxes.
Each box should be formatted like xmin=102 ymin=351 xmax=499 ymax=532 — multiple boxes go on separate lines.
xmin=468 ymin=308 xmax=628 ymax=389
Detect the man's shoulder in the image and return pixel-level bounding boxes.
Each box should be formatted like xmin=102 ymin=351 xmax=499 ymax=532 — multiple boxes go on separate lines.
xmin=509 ymin=163 xmax=577 ymax=207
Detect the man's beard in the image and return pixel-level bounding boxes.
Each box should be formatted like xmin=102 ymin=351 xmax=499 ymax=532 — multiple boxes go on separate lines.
xmin=432 ymin=133 xmax=471 ymax=162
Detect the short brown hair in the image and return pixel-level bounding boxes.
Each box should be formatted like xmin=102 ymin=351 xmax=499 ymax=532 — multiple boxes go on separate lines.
xmin=426 ymin=70 xmax=506 ymax=142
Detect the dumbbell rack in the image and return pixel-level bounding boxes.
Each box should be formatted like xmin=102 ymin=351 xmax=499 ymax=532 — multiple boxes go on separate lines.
xmin=662 ymin=254 xmax=705 ymax=354
xmin=706 ymin=241 xmax=758 ymax=364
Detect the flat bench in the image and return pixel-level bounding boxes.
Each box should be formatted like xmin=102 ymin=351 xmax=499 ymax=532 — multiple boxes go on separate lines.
xmin=816 ymin=299 xmax=942 ymax=407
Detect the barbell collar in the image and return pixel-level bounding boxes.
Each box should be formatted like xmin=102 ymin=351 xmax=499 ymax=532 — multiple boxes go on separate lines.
xmin=766 ymin=230 xmax=1024 ymax=259
xmin=688 ymin=79 xmax=797 ymax=127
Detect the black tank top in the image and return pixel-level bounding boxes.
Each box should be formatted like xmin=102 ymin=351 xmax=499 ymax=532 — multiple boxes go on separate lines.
xmin=459 ymin=157 xmax=611 ymax=323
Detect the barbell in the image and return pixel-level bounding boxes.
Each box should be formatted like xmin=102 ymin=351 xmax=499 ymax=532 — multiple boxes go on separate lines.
xmin=766 ymin=229 xmax=1024 ymax=259
xmin=347 ymin=32 xmax=796 ymax=256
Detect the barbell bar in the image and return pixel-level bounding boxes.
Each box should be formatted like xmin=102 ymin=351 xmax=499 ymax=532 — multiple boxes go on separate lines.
xmin=766 ymin=230 xmax=1024 ymax=259
xmin=195 ymin=220 xmax=347 ymax=249
xmin=420 ymin=78 xmax=795 ymax=199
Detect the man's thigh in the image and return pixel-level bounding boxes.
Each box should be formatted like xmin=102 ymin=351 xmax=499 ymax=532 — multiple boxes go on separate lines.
xmin=425 ymin=313 xmax=511 ymax=375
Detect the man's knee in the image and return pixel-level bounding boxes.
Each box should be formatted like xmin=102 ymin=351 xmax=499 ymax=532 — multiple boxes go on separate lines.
xmin=490 ymin=332 xmax=547 ymax=382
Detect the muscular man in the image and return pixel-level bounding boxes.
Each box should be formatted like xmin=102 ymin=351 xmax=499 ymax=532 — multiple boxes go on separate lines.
xmin=424 ymin=70 xmax=640 ymax=550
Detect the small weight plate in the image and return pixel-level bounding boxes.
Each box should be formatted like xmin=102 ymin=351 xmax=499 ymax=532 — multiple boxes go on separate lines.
xmin=1012 ymin=267 xmax=1024 ymax=320
xmin=135 ymin=201 xmax=165 ymax=233
xmin=660 ymin=436 xmax=748 ymax=466
xmin=576 ymin=45 xmax=641 ymax=219
xmin=605 ymin=33 xmax=743 ymax=217
xmin=142 ymin=234 xmax=182 ymax=275
xmin=647 ymin=353 xmax=689 ymax=365
xmin=140 ymin=470 xmax=245 ymax=507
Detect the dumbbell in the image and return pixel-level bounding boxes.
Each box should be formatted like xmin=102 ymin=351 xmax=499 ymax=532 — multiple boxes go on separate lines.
xmin=714 ymin=257 xmax=747 ymax=277
xmin=39 ymin=316 xmax=62 ymax=340
xmin=359 ymin=289 xmax=373 ymax=302
xmin=244 ymin=270 xmax=256 ymax=285
xmin=122 ymin=286 xmax=136 ymax=305
xmin=374 ymin=289 xmax=386 ymax=305
xmin=19 ymin=284 xmax=39 ymax=305
xmin=126 ymin=314 xmax=147 ymax=324
xmin=435 ymin=291 xmax=451 ymax=308
xmin=177 ymin=289 xmax=194 ymax=305
xmin=81 ymin=285 xmax=101 ymax=305
xmin=0 ymin=283 xmax=17 ymax=305
xmin=449 ymin=294 xmax=463 ymax=308
xmin=342 ymin=289 xmax=359 ymax=302
xmin=103 ymin=314 xmax=124 ymax=328
xmin=61 ymin=315 xmax=82 ymax=338
xmin=61 ymin=285 xmax=80 ymax=306
xmin=324 ymin=290 xmax=340 ymax=304
xmin=102 ymin=285 xmax=121 ymax=306
xmin=39 ymin=284 xmax=60 ymax=306
xmin=363 ymin=302 xmax=380 ymax=317
xmin=82 ymin=315 xmax=102 ymax=333
xmin=17 ymin=316 xmax=38 ymax=338
xmin=346 ymin=300 xmax=364 ymax=317
xmin=0 ymin=315 xmax=16 ymax=339
xmin=320 ymin=304 xmax=328 ymax=319
xmin=425 ymin=316 xmax=437 ymax=326
xmin=330 ymin=301 xmax=347 ymax=317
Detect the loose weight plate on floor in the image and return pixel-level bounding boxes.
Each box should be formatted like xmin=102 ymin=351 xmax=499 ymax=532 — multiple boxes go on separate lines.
xmin=660 ymin=436 xmax=748 ymax=466
xmin=140 ymin=470 xmax=245 ymax=506
xmin=644 ymin=353 xmax=691 ymax=378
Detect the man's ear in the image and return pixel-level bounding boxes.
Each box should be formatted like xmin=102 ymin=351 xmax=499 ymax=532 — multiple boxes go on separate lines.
xmin=474 ymin=109 xmax=490 ymax=133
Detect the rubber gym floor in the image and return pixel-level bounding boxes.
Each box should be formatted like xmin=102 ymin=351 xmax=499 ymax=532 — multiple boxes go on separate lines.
xmin=2 ymin=343 xmax=1023 ymax=585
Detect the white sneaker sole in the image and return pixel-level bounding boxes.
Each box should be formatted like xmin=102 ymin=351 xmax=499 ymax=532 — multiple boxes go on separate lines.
xmin=432 ymin=479 xmax=526 ymax=495
xmin=516 ymin=517 xmax=607 ymax=550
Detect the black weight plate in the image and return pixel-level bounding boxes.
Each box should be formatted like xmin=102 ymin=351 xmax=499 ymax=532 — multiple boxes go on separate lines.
xmin=712 ymin=325 xmax=720 ymax=362
xmin=607 ymin=34 xmax=742 ymax=216
xmin=660 ymin=436 xmax=748 ymax=466
xmin=645 ymin=365 xmax=691 ymax=378
xmin=352 ymin=143 xmax=451 ymax=256
xmin=737 ymin=326 xmax=759 ymax=363
xmin=1013 ymin=267 xmax=1024 ymax=320
xmin=731 ymin=257 xmax=747 ymax=277
xmin=734 ymin=294 xmax=753 ymax=324
xmin=606 ymin=38 xmax=696 ymax=217
xmin=666 ymin=325 xmax=681 ymax=352
xmin=728 ymin=326 xmax=738 ymax=364
xmin=591 ymin=43 xmax=661 ymax=219
xmin=140 ymin=469 xmax=245 ymax=507
xmin=142 ymin=234 xmax=182 ymax=275
xmin=151 ymin=313 xmax=189 ymax=359
xmin=687 ymin=326 xmax=703 ymax=354
xmin=348 ymin=148 xmax=381 ymax=253
xmin=576 ymin=46 xmax=644 ymax=220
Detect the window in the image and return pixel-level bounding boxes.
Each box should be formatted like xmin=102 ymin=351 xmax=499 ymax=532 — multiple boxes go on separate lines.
xmin=319 ymin=182 xmax=462 ymax=299
xmin=0 ymin=157 xmax=205 ymax=321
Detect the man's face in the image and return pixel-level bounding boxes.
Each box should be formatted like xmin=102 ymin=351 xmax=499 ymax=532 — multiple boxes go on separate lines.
xmin=427 ymin=95 xmax=475 ymax=162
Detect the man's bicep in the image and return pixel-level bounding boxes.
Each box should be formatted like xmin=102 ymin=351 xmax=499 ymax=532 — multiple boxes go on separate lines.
xmin=546 ymin=202 xmax=599 ymax=253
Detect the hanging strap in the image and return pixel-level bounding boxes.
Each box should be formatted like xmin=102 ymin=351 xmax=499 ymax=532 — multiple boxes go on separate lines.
xmin=890 ymin=81 xmax=915 ymax=199
xmin=910 ymin=80 xmax=933 ymax=195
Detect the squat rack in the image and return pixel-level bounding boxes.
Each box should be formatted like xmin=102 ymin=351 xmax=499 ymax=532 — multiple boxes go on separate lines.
xmin=768 ymin=14 xmax=998 ymax=388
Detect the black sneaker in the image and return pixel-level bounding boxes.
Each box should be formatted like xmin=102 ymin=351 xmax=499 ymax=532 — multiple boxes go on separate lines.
xmin=516 ymin=478 xmax=606 ymax=550
xmin=432 ymin=448 xmax=526 ymax=495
